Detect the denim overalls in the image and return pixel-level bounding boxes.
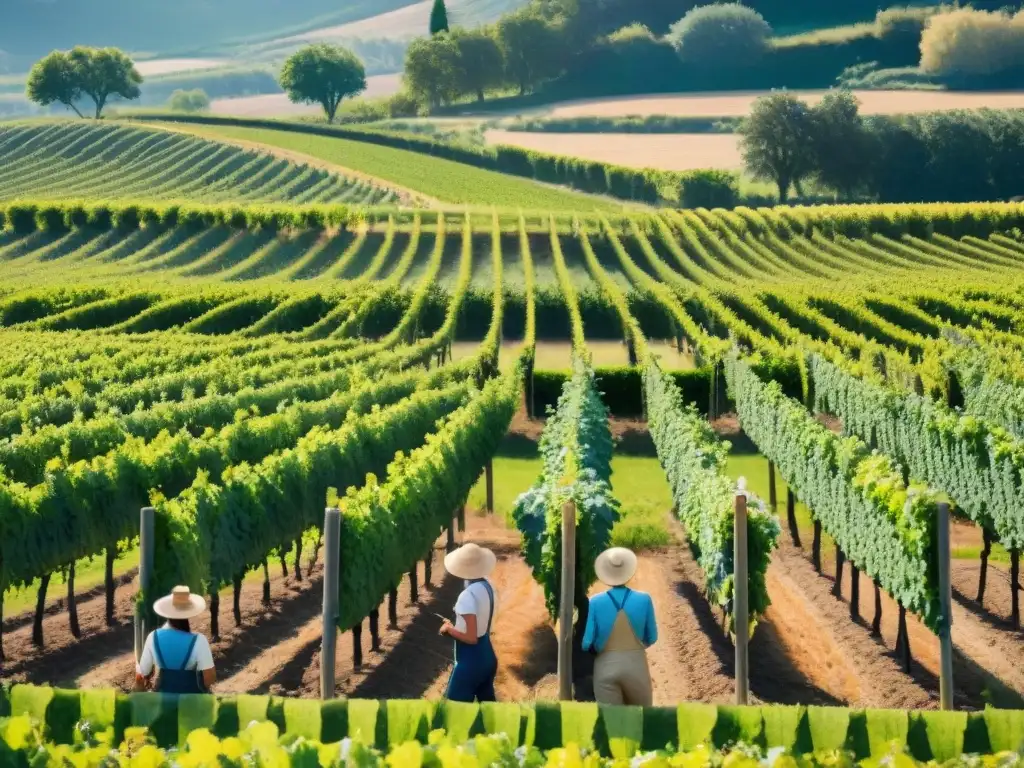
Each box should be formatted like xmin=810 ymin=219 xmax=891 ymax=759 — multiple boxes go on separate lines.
xmin=152 ymin=628 xmax=205 ymax=695
xmin=445 ymin=579 xmax=497 ymax=702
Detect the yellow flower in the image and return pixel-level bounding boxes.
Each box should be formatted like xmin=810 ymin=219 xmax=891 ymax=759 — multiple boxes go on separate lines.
xmin=386 ymin=740 xmax=425 ymax=768
xmin=128 ymin=744 xmax=167 ymax=768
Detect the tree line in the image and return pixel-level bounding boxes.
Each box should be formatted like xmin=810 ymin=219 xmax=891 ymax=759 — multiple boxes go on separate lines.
xmin=741 ymin=91 xmax=1024 ymax=204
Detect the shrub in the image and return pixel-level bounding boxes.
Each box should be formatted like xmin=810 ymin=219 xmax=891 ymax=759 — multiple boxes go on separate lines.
xmin=167 ymin=88 xmax=211 ymax=113
xmin=920 ymin=6 xmax=1024 ymax=77
xmin=112 ymin=205 xmax=141 ymax=231
xmin=35 ymin=204 xmax=68 ymax=233
xmin=668 ymin=3 xmax=772 ymax=68
xmin=875 ymin=5 xmax=934 ymax=46
xmin=680 ymin=169 xmax=740 ymax=208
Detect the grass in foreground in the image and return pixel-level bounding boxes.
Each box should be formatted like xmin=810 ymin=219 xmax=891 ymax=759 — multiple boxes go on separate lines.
xmin=153 ymin=123 xmax=626 ymax=212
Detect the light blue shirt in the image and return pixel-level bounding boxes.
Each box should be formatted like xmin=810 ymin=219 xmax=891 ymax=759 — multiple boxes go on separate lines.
xmin=582 ymin=586 xmax=657 ymax=653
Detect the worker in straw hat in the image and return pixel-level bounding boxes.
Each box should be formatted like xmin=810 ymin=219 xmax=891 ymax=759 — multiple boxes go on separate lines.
xmin=134 ymin=586 xmax=216 ymax=695
xmin=439 ymin=542 xmax=500 ymax=702
xmin=582 ymin=547 xmax=657 ymax=705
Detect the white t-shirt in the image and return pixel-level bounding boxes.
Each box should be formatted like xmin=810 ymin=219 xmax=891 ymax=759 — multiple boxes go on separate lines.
xmin=136 ymin=624 xmax=215 ymax=676
xmin=453 ymin=580 xmax=497 ymax=638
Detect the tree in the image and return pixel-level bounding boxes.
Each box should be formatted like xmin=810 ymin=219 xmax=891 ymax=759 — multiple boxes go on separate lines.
xmin=450 ymin=27 xmax=504 ymax=102
xmin=667 ymin=3 xmax=772 ymax=68
xmin=68 ymin=47 xmax=142 ymax=118
xmin=496 ymin=11 xmax=562 ymax=95
xmin=430 ymin=0 xmax=450 ymax=36
xmin=26 ymin=51 xmax=84 ymax=117
xmin=280 ymin=44 xmax=367 ymax=123
xmin=739 ymin=93 xmax=816 ymax=203
xmin=810 ymin=90 xmax=871 ymax=200
xmin=403 ymin=34 xmax=461 ymax=109
xmin=168 ymin=88 xmax=211 ymax=113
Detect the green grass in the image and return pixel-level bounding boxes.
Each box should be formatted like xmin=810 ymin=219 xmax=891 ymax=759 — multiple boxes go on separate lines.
xmin=467 ymin=446 xmax=674 ymax=550
xmin=155 ymin=123 xmax=627 ymax=212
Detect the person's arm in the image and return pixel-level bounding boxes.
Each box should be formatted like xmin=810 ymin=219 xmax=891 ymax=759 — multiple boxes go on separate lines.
xmin=441 ymin=614 xmax=478 ymax=645
xmin=582 ymin=598 xmax=597 ymax=652
xmin=644 ymin=596 xmax=658 ymax=647
xmin=134 ymin=635 xmax=155 ymax=691
xmin=194 ymin=636 xmax=217 ymax=690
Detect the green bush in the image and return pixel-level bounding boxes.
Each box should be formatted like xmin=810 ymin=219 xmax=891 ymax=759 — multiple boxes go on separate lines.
xmin=680 ymin=169 xmax=740 ymax=209
xmin=668 ymin=3 xmax=773 ymax=68
xmin=167 ymin=88 xmax=211 ymax=113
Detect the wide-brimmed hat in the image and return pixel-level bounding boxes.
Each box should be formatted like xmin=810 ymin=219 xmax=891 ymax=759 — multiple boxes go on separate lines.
xmin=444 ymin=543 xmax=496 ymax=580
xmin=595 ymin=547 xmax=638 ymax=586
xmin=154 ymin=586 xmax=206 ymax=620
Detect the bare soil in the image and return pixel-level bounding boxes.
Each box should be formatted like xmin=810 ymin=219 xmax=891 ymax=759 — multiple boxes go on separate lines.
xmin=485 ymin=131 xmax=743 ymax=173
xmin=530 ymin=91 xmax=1024 ymax=119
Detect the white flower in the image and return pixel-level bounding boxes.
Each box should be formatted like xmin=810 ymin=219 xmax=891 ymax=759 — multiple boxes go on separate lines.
xmin=762 ymin=746 xmax=785 ymax=767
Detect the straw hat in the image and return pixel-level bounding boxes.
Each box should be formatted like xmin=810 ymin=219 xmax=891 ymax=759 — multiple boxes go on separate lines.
xmin=153 ymin=586 xmax=206 ymax=620
xmin=444 ymin=543 xmax=496 ymax=580
xmin=595 ymin=548 xmax=638 ymax=587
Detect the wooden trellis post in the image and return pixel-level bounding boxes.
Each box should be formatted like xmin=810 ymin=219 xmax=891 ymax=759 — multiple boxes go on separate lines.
xmin=734 ymin=489 xmax=750 ymax=705
xmin=135 ymin=506 xmax=155 ymax=663
xmin=558 ymin=501 xmax=576 ymax=701
xmin=938 ymin=502 xmax=954 ymax=710
xmin=320 ymin=507 xmax=341 ymax=699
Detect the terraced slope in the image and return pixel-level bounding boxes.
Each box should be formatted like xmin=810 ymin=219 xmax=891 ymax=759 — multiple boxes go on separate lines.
xmin=0 ymin=122 xmax=397 ymax=205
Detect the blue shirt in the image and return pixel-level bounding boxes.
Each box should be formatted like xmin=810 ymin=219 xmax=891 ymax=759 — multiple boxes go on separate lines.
xmin=582 ymin=587 xmax=657 ymax=653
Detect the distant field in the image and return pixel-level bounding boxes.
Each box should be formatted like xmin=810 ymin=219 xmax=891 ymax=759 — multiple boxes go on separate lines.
xmin=211 ymin=74 xmax=403 ymax=117
xmin=276 ymin=0 xmax=525 ymax=45
xmin=516 ymin=90 xmax=1024 ymax=119
xmin=485 ymin=130 xmax=743 ymax=172
xmin=134 ymin=58 xmax=227 ymax=76
xmin=164 ymin=123 xmax=628 ymax=211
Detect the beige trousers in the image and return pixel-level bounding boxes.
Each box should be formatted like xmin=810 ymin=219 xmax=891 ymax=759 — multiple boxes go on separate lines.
xmin=593 ymin=649 xmax=653 ymax=706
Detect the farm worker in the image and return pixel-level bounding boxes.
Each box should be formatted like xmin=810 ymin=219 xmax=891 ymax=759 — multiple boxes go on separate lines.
xmin=134 ymin=586 xmax=217 ymax=694
xmin=582 ymin=547 xmax=657 ymax=706
xmin=439 ymin=542 xmax=500 ymax=702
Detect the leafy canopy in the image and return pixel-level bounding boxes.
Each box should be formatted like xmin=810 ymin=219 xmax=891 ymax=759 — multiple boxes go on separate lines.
xmin=26 ymin=47 xmax=142 ymax=118
xmin=279 ymin=43 xmax=367 ymax=123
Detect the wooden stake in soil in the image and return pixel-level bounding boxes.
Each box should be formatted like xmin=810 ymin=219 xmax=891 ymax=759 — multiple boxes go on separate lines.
xmin=457 ymin=505 xmax=466 ymax=533
xmin=320 ymin=506 xmax=341 ymax=699
xmin=1011 ymin=548 xmax=1020 ymax=630
xmin=262 ymin=559 xmax=271 ymax=605
xmin=232 ymin=573 xmax=243 ymax=627
xmin=135 ymin=506 xmax=155 ymax=661
xmin=409 ymin=566 xmax=419 ymax=604
xmin=872 ymin=581 xmax=882 ymax=636
xmin=896 ymin=604 xmax=912 ymax=672
xmin=850 ymin=563 xmax=860 ymax=621
xmin=558 ymin=500 xmax=576 ymax=701
xmin=424 ymin=551 xmax=432 ymax=588
xmin=210 ymin=592 xmax=220 ymax=641
xmin=369 ymin=608 xmax=381 ymax=652
xmin=279 ymin=547 xmax=289 ymax=579
xmin=353 ymin=622 xmax=363 ymax=669
xmin=734 ymin=490 xmax=750 ymax=705
xmin=388 ymin=587 xmax=398 ymax=628
xmin=812 ymin=520 xmax=822 ymax=572
xmin=787 ymin=490 xmax=801 ymax=548
xmin=977 ymin=527 xmax=992 ymax=604
xmin=294 ymin=538 xmax=304 ymax=581
xmin=447 ymin=521 xmax=456 ymax=553
xmin=33 ymin=573 xmax=50 ymax=647
xmin=485 ymin=461 xmax=494 ymax=514
xmin=105 ymin=544 xmax=116 ymax=627
xmin=768 ymin=462 xmax=777 ymax=511
xmin=833 ymin=546 xmax=845 ymax=598
xmin=67 ymin=562 xmax=80 ymax=639
xmin=938 ymin=501 xmax=954 ymax=710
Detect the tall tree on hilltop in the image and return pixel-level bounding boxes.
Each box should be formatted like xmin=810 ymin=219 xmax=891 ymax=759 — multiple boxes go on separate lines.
xmin=279 ymin=44 xmax=367 ymax=123
xmin=430 ymin=0 xmax=450 ymax=35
